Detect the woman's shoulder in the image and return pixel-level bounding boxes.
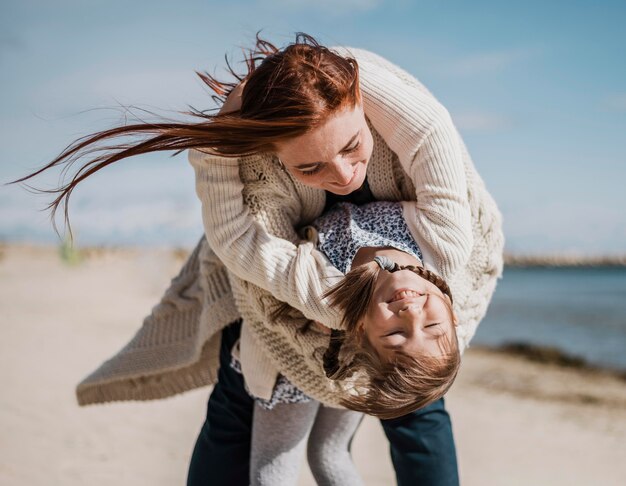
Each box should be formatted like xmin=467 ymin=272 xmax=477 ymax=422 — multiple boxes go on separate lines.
xmin=333 ymin=46 xmax=449 ymax=126
xmin=331 ymin=46 xmax=431 ymax=91
xmin=330 ymin=45 xmax=395 ymax=69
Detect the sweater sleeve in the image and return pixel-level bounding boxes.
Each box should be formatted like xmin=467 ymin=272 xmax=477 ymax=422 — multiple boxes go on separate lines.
xmin=348 ymin=48 xmax=474 ymax=279
xmin=189 ymin=150 xmax=344 ymax=329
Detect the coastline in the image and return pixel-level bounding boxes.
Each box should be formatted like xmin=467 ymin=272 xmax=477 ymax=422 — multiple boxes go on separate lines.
xmin=504 ymin=253 xmax=626 ymax=268
xmin=4 ymin=241 xmax=626 ymax=266
xmin=474 ymin=342 xmax=626 ymax=380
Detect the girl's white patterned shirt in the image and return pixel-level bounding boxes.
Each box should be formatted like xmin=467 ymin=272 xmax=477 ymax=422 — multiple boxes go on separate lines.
xmin=313 ymin=201 xmax=422 ymax=274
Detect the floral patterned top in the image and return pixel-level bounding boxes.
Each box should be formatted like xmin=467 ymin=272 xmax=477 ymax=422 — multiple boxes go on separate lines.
xmin=313 ymin=201 xmax=422 ymax=273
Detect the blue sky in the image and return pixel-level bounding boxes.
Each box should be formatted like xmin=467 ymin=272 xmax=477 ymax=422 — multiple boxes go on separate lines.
xmin=1 ymin=0 xmax=625 ymax=254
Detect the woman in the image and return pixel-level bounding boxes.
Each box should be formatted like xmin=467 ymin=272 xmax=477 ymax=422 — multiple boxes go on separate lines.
xmin=16 ymin=33 xmax=504 ymax=485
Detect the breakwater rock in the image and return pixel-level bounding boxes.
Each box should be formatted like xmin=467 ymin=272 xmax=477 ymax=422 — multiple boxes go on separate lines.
xmin=504 ymin=253 xmax=626 ymax=268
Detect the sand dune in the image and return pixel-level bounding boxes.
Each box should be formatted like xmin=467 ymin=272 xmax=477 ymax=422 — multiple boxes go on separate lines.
xmin=1 ymin=244 xmax=624 ymax=485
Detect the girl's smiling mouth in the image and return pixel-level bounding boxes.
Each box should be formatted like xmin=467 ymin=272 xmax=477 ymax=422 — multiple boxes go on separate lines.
xmin=388 ymin=289 xmax=425 ymax=303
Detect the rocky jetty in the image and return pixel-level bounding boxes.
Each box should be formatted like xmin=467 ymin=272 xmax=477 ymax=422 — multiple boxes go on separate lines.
xmin=504 ymin=253 xmax=626 ymax=268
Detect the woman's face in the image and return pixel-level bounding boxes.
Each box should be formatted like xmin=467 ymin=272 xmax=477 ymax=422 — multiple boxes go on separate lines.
xmin=361 ymin=268 xmax=457 ymax=361
xmin=274 ymin=104 xmax=374 ymax=195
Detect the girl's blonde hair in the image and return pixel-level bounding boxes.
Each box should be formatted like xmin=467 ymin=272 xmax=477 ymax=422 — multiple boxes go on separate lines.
xmin=323 ymin=262 xmax=461 ymax=420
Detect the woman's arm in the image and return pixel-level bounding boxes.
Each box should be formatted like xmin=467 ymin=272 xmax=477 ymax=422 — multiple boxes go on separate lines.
xmin=191 ymin=47 xmax=471 ymax=331
xmin=189 ymin=149 xmax=344 ymax=328
xmin=342 ymin=47 xmax=474 ymax=279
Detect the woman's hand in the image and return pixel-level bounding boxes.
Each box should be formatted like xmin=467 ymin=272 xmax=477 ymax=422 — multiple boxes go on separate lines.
xmin=219 ymin=82 xmax=245 ymax=115
xmin=311 ymin=321 xmax=332 ymax=335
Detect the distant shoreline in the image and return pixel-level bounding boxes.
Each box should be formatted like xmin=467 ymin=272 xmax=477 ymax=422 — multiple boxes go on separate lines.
xmin=476 ymin=342 xmax=626 ymax=379
xmin=2 ymin=242 xmax=626 ymax=268
xmin=504 ymin=253 xmax=626 ymax=268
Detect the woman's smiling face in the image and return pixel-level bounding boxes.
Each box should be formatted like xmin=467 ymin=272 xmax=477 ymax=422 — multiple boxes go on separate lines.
xmin=361 ymin=268 xmax=457 ymax=361
xmin=273 ymin=104 xmax=374 ymax=195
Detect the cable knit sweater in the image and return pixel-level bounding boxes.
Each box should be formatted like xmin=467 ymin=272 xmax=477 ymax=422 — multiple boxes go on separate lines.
xmin=76 ymin=47 xmax=504 ymax=407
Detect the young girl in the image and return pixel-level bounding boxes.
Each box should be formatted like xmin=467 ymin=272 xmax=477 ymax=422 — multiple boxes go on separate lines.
xmin=242 ymin=199 xmax=461 ymax=485
xmin=15 ymin=34 xmax=503 ymax=485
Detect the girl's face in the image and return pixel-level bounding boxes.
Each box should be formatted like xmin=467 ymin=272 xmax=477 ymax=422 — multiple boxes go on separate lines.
xmin=361 ymin=268 xmax=457 ymax=361
xmin=273 ymin=104 xmax=374 ymax=195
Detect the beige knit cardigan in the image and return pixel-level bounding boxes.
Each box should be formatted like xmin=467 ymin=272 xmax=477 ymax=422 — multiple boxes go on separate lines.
xmin=76 ymin=48 xmax=504 ymax=406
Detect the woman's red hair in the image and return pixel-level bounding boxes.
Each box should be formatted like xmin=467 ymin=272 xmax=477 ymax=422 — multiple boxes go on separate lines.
xmin=10 ymin=32 xmax=361 ymax=236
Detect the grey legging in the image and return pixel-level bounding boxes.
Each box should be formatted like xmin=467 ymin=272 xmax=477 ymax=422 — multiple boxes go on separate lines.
xmin=250 ymin=400 xmax=364 ymax=486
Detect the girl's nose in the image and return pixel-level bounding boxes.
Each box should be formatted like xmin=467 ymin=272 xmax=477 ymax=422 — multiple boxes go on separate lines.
xmin=398 ymin=294 xmax=427 ymax=315
xmin=399 ymin=303 xmax=423 ymax=315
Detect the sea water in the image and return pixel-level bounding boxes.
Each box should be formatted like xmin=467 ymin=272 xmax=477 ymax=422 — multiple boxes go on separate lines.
xmin=473 ymin=267 xmax=626 ymax=371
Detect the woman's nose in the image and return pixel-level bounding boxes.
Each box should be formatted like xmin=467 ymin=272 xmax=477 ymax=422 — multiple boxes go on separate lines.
xmin=330 ymin=160 xmax=354 ymax=184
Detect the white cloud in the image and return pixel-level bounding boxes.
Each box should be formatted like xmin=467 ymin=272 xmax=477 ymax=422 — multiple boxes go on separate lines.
xmin=0 ymin=162 xmax=205 ymax=247
xmin=443 ymin=47 xmax=538 ymax=77
xmin=504 ymin=201 xmax=626 ymax=255
xmin=262 ymin=0 xmax=382 ymax=15
xmin=600 ymin=94 xmax=626 ymax=112
xmin=31 ymin=64 xmax=212 ymax=117
xmin=452 ymin=111 xmax=511 ymax=131
xmin=0 ymin=34 xmax=25 ymax=51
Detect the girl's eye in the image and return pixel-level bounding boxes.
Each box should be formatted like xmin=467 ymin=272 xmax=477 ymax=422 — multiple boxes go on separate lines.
xmin=384 ymin=330 xmax=403 ymax=337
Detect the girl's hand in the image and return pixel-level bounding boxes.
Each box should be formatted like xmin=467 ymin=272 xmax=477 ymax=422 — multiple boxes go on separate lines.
xmin=219 ymin=82 xmax=246 ymax=115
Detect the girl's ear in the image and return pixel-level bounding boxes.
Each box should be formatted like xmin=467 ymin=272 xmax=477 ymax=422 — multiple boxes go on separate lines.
xmin=356 ymin=320 xmax=368 ymax=345
xmin=357 ymin=320 xmax=364 ymax=331
xmin=441 ymin=293 xmax=458 ymax=327
xmin=444 ymin=293 xmax=456 ymax=314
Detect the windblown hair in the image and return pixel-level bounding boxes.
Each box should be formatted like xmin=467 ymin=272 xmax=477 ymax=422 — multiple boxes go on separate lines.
xmin=323 ymin=262 xmax=461 ymax=420
xmin=10 ymin=32 xmax=361 ymax=236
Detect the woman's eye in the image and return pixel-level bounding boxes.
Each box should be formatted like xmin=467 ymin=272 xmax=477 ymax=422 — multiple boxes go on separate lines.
xmin=343 ymin=142 xmax=361 ymax=154
xmin=299 ymin=165 xmax=323 ymax=176
xmin=425 ymin=323 xmax=441 ymax=328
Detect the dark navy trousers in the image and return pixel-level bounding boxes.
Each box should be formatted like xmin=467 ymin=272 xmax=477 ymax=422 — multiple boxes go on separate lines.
xmin=187 ymin=321 xmax=459 ymax=486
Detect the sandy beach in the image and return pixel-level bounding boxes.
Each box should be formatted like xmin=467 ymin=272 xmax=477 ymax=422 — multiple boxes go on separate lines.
xmin=1 ymin=244 xmax=625 ymax=486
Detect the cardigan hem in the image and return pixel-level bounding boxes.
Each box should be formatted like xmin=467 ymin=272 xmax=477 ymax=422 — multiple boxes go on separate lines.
xmin=76 ymin=332 xmax=222 ymax=406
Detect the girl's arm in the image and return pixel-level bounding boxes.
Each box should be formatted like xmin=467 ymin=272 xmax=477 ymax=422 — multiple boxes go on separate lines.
xmin=345 ymin=48 xmax=473 ymax=279
xmin=189 ymin=150 xmax=344 ymax=329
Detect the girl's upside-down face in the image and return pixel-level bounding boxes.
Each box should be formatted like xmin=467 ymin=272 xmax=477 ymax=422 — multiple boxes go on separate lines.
xmin=361 ymin=267 xmax=458 ymax=362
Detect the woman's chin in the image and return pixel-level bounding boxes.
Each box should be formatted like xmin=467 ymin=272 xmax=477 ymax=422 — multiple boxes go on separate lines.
xmin=326 ymin=172 xmax=366 ymax=195
xmin=327 ymin=185 xmax=358 ymax=196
